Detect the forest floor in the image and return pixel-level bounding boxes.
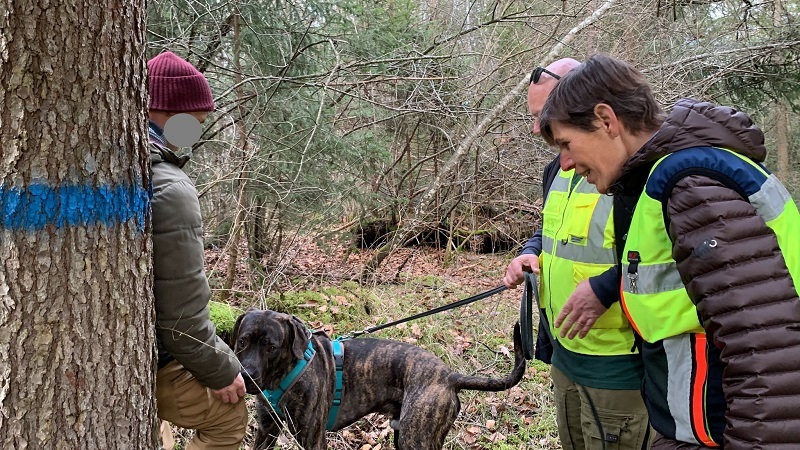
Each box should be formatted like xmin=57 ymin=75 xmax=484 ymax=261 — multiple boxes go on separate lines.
xmin=171 ymin=236 xmax=562 ymax=450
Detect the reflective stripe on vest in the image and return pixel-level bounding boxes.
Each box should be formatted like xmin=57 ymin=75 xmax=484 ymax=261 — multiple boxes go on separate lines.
xmin=540 ymin=169 xmax=634 ymax=356
xmin=648 ymin=334 xmax=718 ymax=447
xmin=620 ymin=147 xmax=800 ymax=447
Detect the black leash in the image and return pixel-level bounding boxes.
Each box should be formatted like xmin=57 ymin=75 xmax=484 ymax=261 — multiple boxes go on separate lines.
xmin=519 ymin=272 xmax=538 ymax=360
xmin=345 ymin=285 xmax=508 ymax=338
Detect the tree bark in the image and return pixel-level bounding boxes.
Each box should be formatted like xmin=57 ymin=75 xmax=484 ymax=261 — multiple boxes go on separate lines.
xmin=773 ymin=0 xmax=789 ymax=180
xmin=223 ymin=7 xmax=250 ymax=301
xmin=0 ymin=1 xmax=154 ymax=448
xmin=775 ymin=101 xmax=789 ymax=177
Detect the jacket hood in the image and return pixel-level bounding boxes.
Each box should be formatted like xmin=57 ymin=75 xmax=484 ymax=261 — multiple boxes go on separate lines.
xmin=612 ymin=98 xmax=766 ymax=193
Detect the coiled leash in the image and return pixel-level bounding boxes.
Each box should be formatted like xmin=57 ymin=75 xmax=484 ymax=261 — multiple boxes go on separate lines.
xmin=519 ymin=272 xmax=538 ymax=361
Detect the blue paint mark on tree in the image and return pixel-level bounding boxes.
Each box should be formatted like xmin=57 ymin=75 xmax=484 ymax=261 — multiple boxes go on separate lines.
xmin=1 ymin=183 xmax=150 ymax=232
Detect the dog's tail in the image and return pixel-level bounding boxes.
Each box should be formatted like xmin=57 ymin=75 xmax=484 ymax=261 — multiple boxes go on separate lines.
xmin=448 ymin=322 xmax=526 ymax=392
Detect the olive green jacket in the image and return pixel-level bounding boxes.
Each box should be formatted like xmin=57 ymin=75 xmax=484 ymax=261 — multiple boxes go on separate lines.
xmin=151 ymin=141 xmax=239 ymax=390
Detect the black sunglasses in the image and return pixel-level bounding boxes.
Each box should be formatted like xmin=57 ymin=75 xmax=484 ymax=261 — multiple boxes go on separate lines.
xmin=530 ymin=67 xmax=561 ymax=84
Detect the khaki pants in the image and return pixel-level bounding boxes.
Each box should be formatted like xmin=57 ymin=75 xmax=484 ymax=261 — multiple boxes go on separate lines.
xmin=157 ymin=360 xmax=248 ymax=450
xmin=552 ymin=366 xmax=651 ymax=450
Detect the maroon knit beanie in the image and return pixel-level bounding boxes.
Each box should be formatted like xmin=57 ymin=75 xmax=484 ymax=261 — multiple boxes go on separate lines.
xmin=148 ymin=51 xmax=215 ymax=112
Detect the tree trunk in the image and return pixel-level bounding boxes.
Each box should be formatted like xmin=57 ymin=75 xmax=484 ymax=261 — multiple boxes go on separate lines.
xmin=0 ymin=1 xmax=154 ymax=448
xmin=775 ymin=100 xmax=789 ymax=179
xmin=223 ymin=7 xmax=251 ymax=301
xmin=773 ymin=1 xmax=789 ymax=180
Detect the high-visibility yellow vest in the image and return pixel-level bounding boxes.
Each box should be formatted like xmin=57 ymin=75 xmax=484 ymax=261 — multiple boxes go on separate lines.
xmin=540 ymin=169 xmax=635 ymax=356
xmin=620 ymin=147 xmax=800 ymax=447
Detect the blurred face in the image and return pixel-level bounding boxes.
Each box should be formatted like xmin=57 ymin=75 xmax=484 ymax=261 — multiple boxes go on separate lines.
xmin=149 ymin=110 xmax=211 ymax=150
xmin=550 ymin=121 xmax=628 ymax=194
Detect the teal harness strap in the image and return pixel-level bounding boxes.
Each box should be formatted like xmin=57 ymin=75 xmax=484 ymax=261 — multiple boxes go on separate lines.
xmin=326 ymin=339 xmax=345 ymax=430
xmin=261 ymin=341 xmax=316 ymax=416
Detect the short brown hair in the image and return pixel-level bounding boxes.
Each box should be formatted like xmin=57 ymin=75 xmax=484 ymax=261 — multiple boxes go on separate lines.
xmin=539 ymin=54 xmax=664 ymax=145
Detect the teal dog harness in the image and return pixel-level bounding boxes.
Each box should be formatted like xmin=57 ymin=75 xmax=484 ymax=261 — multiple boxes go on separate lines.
xmin=261 ymin=338 xmax=346 ymax=431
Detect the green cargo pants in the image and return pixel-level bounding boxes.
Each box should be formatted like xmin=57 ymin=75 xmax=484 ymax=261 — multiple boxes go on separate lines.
xmin=552 ymin=366 xmax=651 ymax=450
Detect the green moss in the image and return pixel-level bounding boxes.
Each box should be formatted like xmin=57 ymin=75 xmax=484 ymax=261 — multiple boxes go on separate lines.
xmin=208 ymin=300 xmax=243 ymax=334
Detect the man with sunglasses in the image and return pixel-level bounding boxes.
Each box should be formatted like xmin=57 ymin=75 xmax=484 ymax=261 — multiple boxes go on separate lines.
xmin=503 ymin=58 xmax=649 ymax=450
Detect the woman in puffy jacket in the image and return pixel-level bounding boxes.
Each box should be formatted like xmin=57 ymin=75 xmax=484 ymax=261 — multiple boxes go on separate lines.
xmin=539 ymin=53 xmax=800 ymax=450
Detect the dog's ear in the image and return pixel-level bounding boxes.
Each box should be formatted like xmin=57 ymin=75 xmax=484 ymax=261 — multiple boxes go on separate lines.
xmin=289 ymin=315 xmax=310 ymax=360
xmin=230 ymin=311 xmax=249 ymax=349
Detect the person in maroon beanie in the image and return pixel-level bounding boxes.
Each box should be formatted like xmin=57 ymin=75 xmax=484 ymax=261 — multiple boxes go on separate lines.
xmin=147 ymin=51 xmax=247 ymax=450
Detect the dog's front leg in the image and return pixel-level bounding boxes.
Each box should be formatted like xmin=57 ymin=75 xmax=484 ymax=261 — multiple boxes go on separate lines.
xmin=294 ymin=420 xmax=328 ymax=450
xmin=253 ymin=402 xmax=282 ymax=450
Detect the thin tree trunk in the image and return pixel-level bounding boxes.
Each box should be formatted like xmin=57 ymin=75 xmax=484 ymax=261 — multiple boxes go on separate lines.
xmin=0 ymin=0 xmax=154 ymax=448
xmin=775 ymin=102 xmax=789 ymax=177
xmin=223 ymin=7 xmax=251 ymax=301
xmin=361 ymin=0 xmax=618 ymax=278
xmin=774 ymin=0 xmax=789 ymax=180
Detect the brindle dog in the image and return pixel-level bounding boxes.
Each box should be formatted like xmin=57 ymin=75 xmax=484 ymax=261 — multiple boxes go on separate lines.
xmin=232 ymin=309 xmax=526 ymax=450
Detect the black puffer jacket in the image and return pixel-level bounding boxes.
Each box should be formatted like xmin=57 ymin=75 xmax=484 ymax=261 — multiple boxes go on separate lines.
xmin=612 ymin=99 xmax=800 ymax=449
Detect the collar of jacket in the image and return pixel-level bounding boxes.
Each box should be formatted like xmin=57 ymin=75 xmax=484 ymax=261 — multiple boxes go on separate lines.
xmin=610 ymin=98 xmax=766 ymax=195
xmin=148 ymin=120 xmax=167 ymax=146
xmin=149 ymin=121 xmax=191 ymax=169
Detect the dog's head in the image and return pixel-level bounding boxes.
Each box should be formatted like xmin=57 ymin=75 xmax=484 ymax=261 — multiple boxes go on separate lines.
xmin=232 ymin=309 xmax=311 ymax=395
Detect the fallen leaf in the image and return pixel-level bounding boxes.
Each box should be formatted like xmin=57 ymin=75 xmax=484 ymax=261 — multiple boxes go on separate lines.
xmin=364 ymin=431 xmax=377 ymax=445
xmin=487 ymin=431 xmax=506 ymax=442
xmin=334 ymin=295 xmax=352 ymax=306
xmin=523 ymin=415 xmax=534 ymax=425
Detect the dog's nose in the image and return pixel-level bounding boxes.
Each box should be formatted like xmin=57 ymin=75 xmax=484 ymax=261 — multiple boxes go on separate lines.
xmin=241 ymin=368 xmax=261 ymax=394
xmin=241 ymin=367 xmax=259 ymax=381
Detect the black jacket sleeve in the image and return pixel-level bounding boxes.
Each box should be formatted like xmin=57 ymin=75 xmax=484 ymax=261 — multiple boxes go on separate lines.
xmin=588 ymin=266 xmax=619 ymax=309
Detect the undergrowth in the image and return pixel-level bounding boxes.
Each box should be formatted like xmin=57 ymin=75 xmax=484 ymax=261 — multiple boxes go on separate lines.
xmin=171 ymin=244 xmax=561 ymax=450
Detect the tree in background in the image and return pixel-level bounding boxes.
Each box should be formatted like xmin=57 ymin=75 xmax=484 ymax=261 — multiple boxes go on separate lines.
xmin=0 ymin=0 xmax=155 ymax=447
xmin=144 ymin=0 xmax=799 ymax=294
